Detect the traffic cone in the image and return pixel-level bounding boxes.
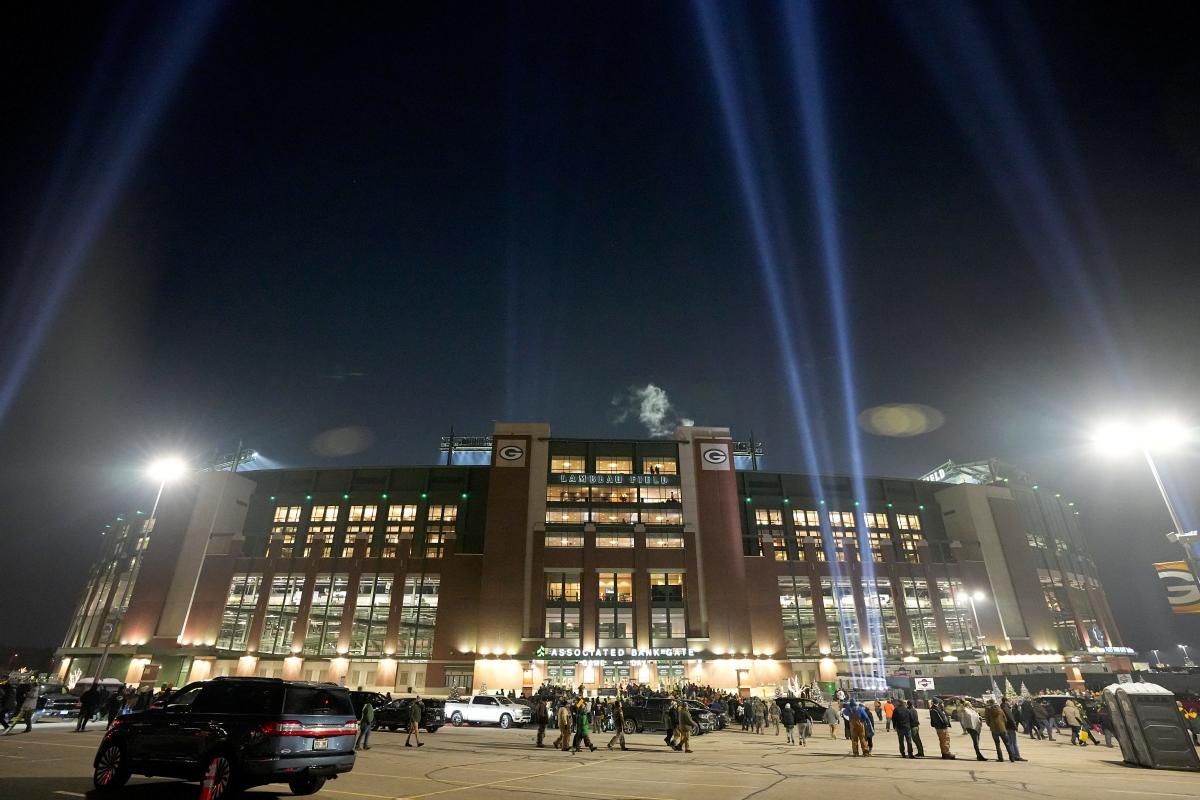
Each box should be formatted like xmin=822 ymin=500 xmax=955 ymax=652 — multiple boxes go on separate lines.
xmin=197 ymin=759 xmax=218 ymax=800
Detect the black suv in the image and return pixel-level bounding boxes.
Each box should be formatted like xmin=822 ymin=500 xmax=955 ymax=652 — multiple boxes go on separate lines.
xmin=375 ymin=698 xmax=445 ymax=733
xmin=772 ymin=696 xmax=829 ymax=723
xmin=92 ymin=677 xmax=357 ymax=796
xmin=622 ymin=697 xmax=714 ymax=735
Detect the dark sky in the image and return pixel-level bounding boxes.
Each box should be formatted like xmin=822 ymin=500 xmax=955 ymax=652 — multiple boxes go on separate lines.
xmin=2 ymin=1 xmax=1198 ymax=657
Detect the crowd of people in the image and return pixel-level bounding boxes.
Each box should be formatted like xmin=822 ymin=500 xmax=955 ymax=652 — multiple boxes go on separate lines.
xmin=0 ymin=677 xmax=174 ymax=736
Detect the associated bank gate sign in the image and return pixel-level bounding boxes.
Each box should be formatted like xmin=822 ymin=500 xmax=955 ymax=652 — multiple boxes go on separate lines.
xmin=536 ymin=646 xmax=697 ymax=660
xmin=552 ymin=473 xmax=678 ymax=486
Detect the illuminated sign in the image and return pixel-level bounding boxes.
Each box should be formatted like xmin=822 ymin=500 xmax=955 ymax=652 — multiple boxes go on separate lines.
xmin=551 ymin=473 xmax=677 ymax=486
xmin=1154 ymin=561 xmax=1200 ymax=613
xmin=539 ymin=647 xmax=696 ymax=660
xmin=700 ymin=443 xmax=730 ymax=470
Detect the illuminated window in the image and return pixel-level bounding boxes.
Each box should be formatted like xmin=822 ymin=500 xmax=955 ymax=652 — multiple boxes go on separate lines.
xmin=792 ymin=509 xmax=820 ymax=528
xmin=598 ymin=572 xmax=634 ymax=639
xmin=545 ymin=573 xmax=581 ymax=640
xmin=548 ymin=485 xmax=592 ymax=503
xmin=649 ymin=573 xmax=686 ymax=642
xmin=349 ymin=574 xmax=392 ymax=656
xmin=895 ymin=531 xmax=922 ymax=563
xmin=829 ymin=529 xmax=856 ymax=562
xmin=828 ymin=510 xmax=856 ymax=528
xmin=755 ymin=509 xmax=787 ymax=560
xmin=778 ymin=576 xmax=818 ymax=658
xmin=272 ymin=506 xmax=302 ymax=557
xmin=864 ymin=512 xmax=888 ymax=529
xmin=546 ymin=508 xmax=587 ymax=524
xmin=591 ymin=509 xmax=638 ymax=525
xmin=820 ymin=578 xmax=859 ymax=657
xmin=348 ymin=505 xmax=377 ymax=522
xmin=642 ymin=510 xmax=680 ymax=525
xmin=383 ymin=505 xmax=417 ymax=558
xmin=863 ymin=579 xmax=901 ymax=655
xmin=419 ymin=505 xmax=457 ymax=558
xmin=545 ymin=533 xmax=584 ymax=547
xmin=593 ymin=485 xmax=634 ymax=503
xmin=310 ymin=528 xmax=335 ymax=558
xmin=217 ymin=574 xmax=262 ymax=651
xmin=1027 ymin=533 xmax=1047 ymax=549
xmin=550 ymin=456 xmax=585 ymax=474
xmin=937 ymin=580 xmax=974 ymax=651
xmin=639 ymin=486 xmax=680 ymax=504
xmin=342 ymin=531 xmax=370 ymax=559
xmin=305 ymin=573 xmax=350 ymax=655
xmin=641 ymin=458 xmax=677 ymax=475
xmin=646 ymin=532 xmax=684 ymax=548
xmin=259 ymin=574 xmax=304 ymax=655
xmin=343 ymin=505 xmax=376 ymax=559
xmin=896 ymin=514 xmax=921 ymax=530
xmin=311 ymin=505 xmax=339 ymax=523
xmin=398 ymin=574 xmax=439 ymax=658
xmin=595 ymin=457 xmax=633 ymax=474
xmin=900 ymin=578 xmax=938 ymax=655
xmin=595 ymin=534 xmax=634 ymax=548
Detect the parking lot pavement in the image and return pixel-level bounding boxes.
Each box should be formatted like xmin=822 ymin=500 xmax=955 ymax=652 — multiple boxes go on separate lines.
xmin=3 ymin=721 xmax=1200 ymax=800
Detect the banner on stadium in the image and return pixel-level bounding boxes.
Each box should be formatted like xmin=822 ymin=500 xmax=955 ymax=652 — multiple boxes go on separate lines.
xmin=1154 ymin=561 xmax=1200 ymax=614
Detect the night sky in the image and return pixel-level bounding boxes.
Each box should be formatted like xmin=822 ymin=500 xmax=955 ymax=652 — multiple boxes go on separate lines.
xmin=2 ymin=2 xmax=1198 ymax=657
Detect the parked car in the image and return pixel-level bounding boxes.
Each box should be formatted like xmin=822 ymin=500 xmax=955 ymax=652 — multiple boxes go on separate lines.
xmin=772 ymin=696 xmax=828 ymax=724
xmin=92 ymin=677 xmax=357 ymax=796
xmin=33 ymin=684 xmax=81 ymax=721
xmin=374 ymin=698 xmax=445 ymax=733
xmin=348 ymin=691 xmax=391 ymax=718
xmin=622 ymin=697 xmax=713 ymax=736
xmin=444 ymin=694 xmax=531 ymax=728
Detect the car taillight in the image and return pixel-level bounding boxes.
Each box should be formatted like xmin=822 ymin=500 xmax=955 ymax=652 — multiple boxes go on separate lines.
xmin=260 ymin=720 xmax=359 ymax=737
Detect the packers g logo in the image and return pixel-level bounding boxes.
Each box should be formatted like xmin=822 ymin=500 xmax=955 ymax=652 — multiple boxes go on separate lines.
xmin=702 ymin=447 xmax=727 ymax=464
xmin=498 ymin=445 xmax=525 ymax=461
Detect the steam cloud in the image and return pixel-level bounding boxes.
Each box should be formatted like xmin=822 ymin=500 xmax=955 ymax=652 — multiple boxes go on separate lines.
xmin=612 ymin=384 xmax=694 ymax=437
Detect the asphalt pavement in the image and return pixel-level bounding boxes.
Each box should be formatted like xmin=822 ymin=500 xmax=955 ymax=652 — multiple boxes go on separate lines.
xmin=2 ymin=716 xmax=1198 ymax=800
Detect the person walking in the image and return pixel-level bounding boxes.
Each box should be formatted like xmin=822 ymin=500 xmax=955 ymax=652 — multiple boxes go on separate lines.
xmin=675 ymin=700 xmax=694 ymax=753
xmin=664 ymin=700 xmax=680 ymax=749
xmin=874 ymin=699 xmax=884 ymax=722
xmin=571 ymin=699 xmax=596 ymax=753
xmin=532 ymin=697 xmax=549 ymax=748
xmin=893 ymin=698 xmax=915 ymax=758
xmin=1020 ymin=698 xmax=1036 ymax=737
xmin=1030 ymin=697 xmax=1048 ymax=740
xmin=0 ymin=681 xmax=15 ymax=731
xmin=11 ymin=683 xmax=37 ymax=734
xmin=753 ymin=698 xmax=765 ymax=735
xmin=607 ymin=697 xmax=628 ymax=751
xmin=929 ymin=698 xmax=956 ymax=760
xmin=798 ymin=707 xmax=812 ymax=746
xmin=848 ymin=701 xmax=871 ymax=757
xmin=405 ymin=695 xmax=425 ymax=748
xmin=1062 ymin=699 xmax=1083 ymax=745
xmin=356 ymin=699 xmax=374 ymax=751
xmin=1001 ymin=699 xmax=1026 ymax=761
xmin=960 ymin=700 xmax=987 ymax=761
xmin=906 ymin=701 xmax=926 ymax=757
xmin=781 ymin=703 xmax=796 ymax=745
xmin=555 ymin=700 xmax=573 ymax=751
xmin=823 ymin=701 xmax=840 ymax=739
xmin=883 ymin=698 xmax=895 ymax=732
xmin=768 ymin=700 xmax=781 ymax=736
xmin=985 ymin=700 xmax=1014 ymax=762
xmin=77 ymin=684 xmax=100 ymax=732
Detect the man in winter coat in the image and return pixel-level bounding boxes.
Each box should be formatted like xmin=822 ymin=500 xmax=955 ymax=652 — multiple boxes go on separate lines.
xmin=665 ymin=700 xmax=680 ymax=748
xmin=768 ymin=700 xmax=782 ymax=735
xmin=959 ymin=700 xmax=987 ymax=761
xmin=532 ymin=698 xmax=550 ymax=747
xmin=823 ymin=701 xmax=840 ymax=739
xmin=356 ymin=700 xmax=375 ymax=751
xmin=906 ymin=701 xmax=926 ymax=757
xmin=675 ymin=700 xmax=694 ymax=753
xmin=554 ymin=701 xmax=573 ymax=751
xmin=848 ymin=700 xmax=872 ymax=757
xmin=1019 ymin=699 xmax=1036 ymax=737
xmin=76 ymin=685 xmax=100 ymax=732
xmin=1001 ymin=699 xmax=1026 ymax=761
xmin=571 ymin=700 xmax=596 ymax=753
xmin=752 ymin=698 xmax=765 ymax=734
xmin=883 ymin=699 xmax=895 ymax=732
xmin=984 ymin=700 xmax=1014 ymax=762
xmin=1030 ymin=697 xmax=1049 ymax=740
xmin=607 ymin=697 xmax=629 ymax=751
xmin=781 ymin=703 xmax=797 ymax=745
xmin=929 ymin=698 xmax=956 ymax=759
xmin=892 ymin=698 xmax=916 ymax=758
xmin=104 ymin=689 xmax=124 ymax=730
xmin=1062 ymin=699 xmax=1084 ymax=745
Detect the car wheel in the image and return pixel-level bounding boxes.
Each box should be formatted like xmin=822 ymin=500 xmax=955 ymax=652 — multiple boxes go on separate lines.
xmin=622 ymin=719 xmax=636 ymax=735
xmin=451 ymin=712 xmax=464 ymax=726
xmin=693 ymin=723 xmax=702 ymax=737
xmin=288 ymin=775 xmax=326 ymax=796
xmin=499 ymin=713 xmax=512 ymax=729
xmin=202 ymin=752 xmax=237 ymax=800
xmin=426 ymin=726 xmax=439 ymax=734
xmin=93 ymin=741 xmax=131 ymax=791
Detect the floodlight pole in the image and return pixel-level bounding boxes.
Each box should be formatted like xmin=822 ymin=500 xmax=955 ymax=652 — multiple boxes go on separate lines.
xmin=1143 ymin=449 xmax=1200 ymax=589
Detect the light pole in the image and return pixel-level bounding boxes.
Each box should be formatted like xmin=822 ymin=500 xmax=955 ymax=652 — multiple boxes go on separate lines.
xmin=90 ymin=457 xmax=187 ymax=686
xmin=1180 ymin=644 xmax=1193 ymax=667
xmin=1151 ymin=648 xmax=1161 ymax=668
xmin=1091 ymin=418 xmax=1197 ymax=580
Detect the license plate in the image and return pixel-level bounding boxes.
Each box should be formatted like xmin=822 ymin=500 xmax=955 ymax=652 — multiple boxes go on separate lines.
xmin=313 ymin=738 xmax=329 ymax=750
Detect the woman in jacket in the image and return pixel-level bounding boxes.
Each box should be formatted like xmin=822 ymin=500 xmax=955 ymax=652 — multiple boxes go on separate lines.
xmin=984 ymin=700 xmax=1014 ymax=762
xmin=959 ymin=701 xmax=987 ymax=761
xmin=1062 ymin=700 xmax=1083 ymax=745
xmin=571 ymin=700 xmax=596 ymax=753
xmin=781 ymin=703 xmax=796 ymax=744
xmin=823 ymin=701 xmax=841 ymax=739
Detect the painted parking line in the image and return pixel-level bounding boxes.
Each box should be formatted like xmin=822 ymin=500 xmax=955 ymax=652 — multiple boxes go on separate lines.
xmin=397 ymin=754 xmax=630 ymax=800
xmin=440 ymin=763 xmax=765 ymax=790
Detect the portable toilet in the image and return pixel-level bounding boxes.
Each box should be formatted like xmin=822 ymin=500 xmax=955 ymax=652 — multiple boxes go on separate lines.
xmin=1103 ymin=682 xmax=1200 ymax=771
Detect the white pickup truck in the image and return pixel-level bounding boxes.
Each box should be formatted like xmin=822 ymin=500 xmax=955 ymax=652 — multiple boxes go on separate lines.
xmin=443 ymin=695 xmax=532 ymax=729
